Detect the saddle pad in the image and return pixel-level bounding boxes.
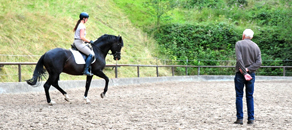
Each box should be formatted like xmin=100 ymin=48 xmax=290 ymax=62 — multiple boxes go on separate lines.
xmin=70 ymin=49 xmax=86 ymax=64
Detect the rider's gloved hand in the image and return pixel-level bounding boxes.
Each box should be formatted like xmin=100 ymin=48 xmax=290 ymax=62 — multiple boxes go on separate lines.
xmin=90 ymin=40 xmax=94 ymax=44
xmin=85 ymin=40 xmax=94 ymax=44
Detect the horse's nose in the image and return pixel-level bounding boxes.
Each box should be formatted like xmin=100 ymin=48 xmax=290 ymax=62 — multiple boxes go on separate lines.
xmin=114 ymin=56 xmax=120 ymax=61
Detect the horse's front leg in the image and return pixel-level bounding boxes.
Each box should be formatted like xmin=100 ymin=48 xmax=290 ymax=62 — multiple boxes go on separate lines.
xmin=93 ymin=70 xmax=109 ymax=98
xmin=84 ymin=75 xmax=93 ymax=104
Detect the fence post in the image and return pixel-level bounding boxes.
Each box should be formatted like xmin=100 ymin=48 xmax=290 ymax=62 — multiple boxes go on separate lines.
xmin=172 ymin=67 xmax=174 ymax=76
xmin=198 ymin=67 xmax=200 ymax=76
xmin=156 ymin=66 xmax=159 ymax=77
xmin=18 ymin=64 xmax=21 ymax=82
xmin=115 ymin=65 xmax=118 ymax=78
xmin=197 ymin=60 xmax=200 ymax=76
xmin=185 ymin=66 xmax=188 ymax=75
xmin=283 ymin=67 xmax=286 ymax=76
xmin=137 ymin=66 xmax=140 ymax=77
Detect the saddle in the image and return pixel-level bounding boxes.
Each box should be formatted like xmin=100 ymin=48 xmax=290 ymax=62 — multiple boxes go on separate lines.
xmin=70 ymin=43 xmax=95 ymax=64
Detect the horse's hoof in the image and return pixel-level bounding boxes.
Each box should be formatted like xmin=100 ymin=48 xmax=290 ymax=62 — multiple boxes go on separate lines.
xmin=64 ymin=98 xmax=70 ymax=102
xmin=48 ymin=100 xmax=56 ymax=106
xmin=100 ymin=93 xmax=105 ymax=98
xmin=64 ymin=94 xmax=70 ymax=102
xmin=84 ymin=96 xmax=90 ymax=104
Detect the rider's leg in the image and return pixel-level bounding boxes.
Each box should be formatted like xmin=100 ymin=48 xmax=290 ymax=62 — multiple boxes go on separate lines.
xmin=83 ymin=54 xmax=93 ymax=76
xmin=74 ymin=40 xmax=95 ymax=56
xmin=74 ymin=40 xmax=95 ymax=76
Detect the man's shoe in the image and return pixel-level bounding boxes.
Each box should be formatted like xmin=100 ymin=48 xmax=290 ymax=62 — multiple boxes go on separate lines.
xmin=247 ymin=120 xmax=254 ymax=124
xmin=234 ymin=119 xmax=243 ymax=125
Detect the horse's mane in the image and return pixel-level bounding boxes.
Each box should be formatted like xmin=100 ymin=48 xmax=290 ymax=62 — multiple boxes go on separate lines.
xmin=93 ymin=34 xmax=117 ymax=45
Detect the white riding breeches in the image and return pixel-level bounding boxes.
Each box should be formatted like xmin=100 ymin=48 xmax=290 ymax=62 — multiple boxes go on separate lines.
xmin=73 ymin=40 xmax=95 ymax=57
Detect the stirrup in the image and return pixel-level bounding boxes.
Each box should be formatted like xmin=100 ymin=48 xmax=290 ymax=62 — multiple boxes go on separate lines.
xmin=83 ymin=71 xmax=93 ymax=76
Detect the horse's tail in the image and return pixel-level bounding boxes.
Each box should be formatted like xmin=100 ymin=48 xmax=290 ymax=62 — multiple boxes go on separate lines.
xmin=26 ymin=54 xmax=47 ymax=86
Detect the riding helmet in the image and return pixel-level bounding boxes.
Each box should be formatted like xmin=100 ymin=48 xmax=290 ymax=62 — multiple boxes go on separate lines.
xmin=79 ymin=12 xmax=89 ymax=19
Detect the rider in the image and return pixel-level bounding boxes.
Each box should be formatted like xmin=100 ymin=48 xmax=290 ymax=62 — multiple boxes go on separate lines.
xmin=73 ymin=12 xmax=95 ymax=76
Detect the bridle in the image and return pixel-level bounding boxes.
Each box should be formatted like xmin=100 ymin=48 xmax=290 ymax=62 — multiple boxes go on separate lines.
xmin=112 ymin=51 xmax=121 ymax=58
xmin=109 ymin=42 xmax=122 ymax=58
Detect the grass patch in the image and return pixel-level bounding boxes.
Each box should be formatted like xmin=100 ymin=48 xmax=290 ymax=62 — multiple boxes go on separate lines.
xmin=0 ymin=0 xmax=170 ymax=82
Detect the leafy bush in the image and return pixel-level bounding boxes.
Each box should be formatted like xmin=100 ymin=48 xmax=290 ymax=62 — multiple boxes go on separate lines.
xmin=155 ymin=23 xmax=237 ymax=60
xmin=179 ymin=0 xmax=225 ymax=9
xmin=153 ymin=22 xmax=292 ymax=75
xmin=153 ymin=23 xmax=238 ymax=74
xmin=114 ymin=0 xmax=292 ymax=76
xmin=227 ymin=0 xmax=248 ymax=7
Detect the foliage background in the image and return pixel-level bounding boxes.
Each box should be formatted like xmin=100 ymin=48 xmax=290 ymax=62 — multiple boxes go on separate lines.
xmin=114 ymin=0 xmax=292 ymax=76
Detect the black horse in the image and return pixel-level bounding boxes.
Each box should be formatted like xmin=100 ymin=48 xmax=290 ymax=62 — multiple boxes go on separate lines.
xmin=26 ymin=34 xmax=124 ymax=105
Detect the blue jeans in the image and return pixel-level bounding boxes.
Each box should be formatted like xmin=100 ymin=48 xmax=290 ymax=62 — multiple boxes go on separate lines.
xmin=234 ymin=72 xmax=255 ymax=120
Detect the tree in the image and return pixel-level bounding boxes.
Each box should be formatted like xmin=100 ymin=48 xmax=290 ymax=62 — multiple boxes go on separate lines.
xmin=143 ymin=0 xmax=175 ymax=29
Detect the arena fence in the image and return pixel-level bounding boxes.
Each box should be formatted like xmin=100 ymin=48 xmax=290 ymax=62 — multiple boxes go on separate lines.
xmin=0 ymin=62 xmax=292 ymax=82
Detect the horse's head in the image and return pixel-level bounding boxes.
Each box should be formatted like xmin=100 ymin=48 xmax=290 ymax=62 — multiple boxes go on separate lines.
xmin=92 ymin=34 xmax=124 ymax=61
xmin=110 ymin=35 xmax=124 ymax=60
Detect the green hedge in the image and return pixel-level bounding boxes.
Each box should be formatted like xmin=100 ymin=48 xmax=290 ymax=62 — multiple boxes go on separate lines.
xmin=154 ymin=23 xmax=237 ymax=64
xmin=153 ymin=23 xmax=292 ymax=76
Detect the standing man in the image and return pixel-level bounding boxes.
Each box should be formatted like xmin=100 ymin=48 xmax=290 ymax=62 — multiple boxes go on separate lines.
xmin=234 ymin=29 xmax=262 ymax=125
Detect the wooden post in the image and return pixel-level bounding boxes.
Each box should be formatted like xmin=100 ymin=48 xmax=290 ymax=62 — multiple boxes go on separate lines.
xmin=18 ymin=64 xmax=21 ymax=82
xmin=156 ymin=66 xmax=159 ymax=77
xmin=283 ymin=67 xmax=286 ymax=76
xmin=115 ymin=65 xmax=118 ymax=78
xmin=137 ymin=66 xmax=140 ymax=77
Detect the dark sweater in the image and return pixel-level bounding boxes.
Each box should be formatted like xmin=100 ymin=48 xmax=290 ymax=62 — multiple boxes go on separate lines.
xmin=235 ymin=39 xmax=262 ymax=75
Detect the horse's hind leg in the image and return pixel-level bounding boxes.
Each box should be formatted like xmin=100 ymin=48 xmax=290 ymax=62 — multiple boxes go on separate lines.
xmin=52 ymin=75 xmax=69 ymax=102
xmin=44 ymin=81 xmax=54 ymax=105
xmin=44 ymin=74 xmax=60 ymax=105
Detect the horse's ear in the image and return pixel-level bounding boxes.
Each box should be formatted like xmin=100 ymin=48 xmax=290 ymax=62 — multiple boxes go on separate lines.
xmin=118 ymin=35 xmax=123 ymax=46
xmin=118 ymin=35 xmax=122 ymax=40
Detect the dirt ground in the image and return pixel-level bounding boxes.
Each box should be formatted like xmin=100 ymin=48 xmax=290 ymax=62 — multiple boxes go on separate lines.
xmin=0 ymin=80 xmax=291 ymax=130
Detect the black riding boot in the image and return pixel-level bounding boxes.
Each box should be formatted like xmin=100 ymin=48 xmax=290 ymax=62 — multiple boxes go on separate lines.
xmin=83 ymin=54 xmax=93 ymax=76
